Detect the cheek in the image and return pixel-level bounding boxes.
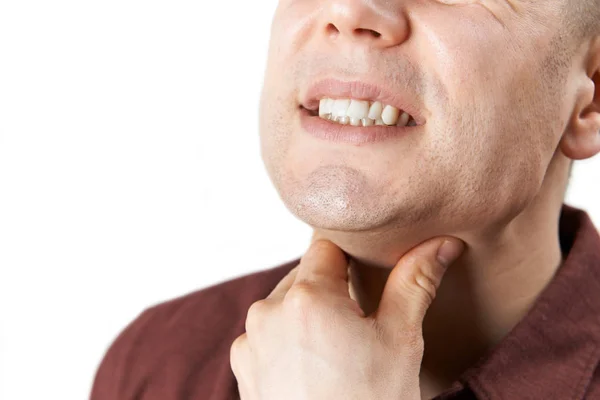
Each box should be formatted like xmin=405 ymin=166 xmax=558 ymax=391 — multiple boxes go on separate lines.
xmin=424 ymin=62 xmax=551 ymax=219
xmin=423 ymin=11 xmax=557 ymax=176
xmin=259 ymin=77 xmax=296 ymax=185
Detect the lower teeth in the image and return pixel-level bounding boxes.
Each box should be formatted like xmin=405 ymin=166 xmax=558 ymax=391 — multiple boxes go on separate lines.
xmin=324 ymin=114 xmax=412 ymax=127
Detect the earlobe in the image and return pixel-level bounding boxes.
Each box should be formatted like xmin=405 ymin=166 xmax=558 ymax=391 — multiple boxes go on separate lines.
xmin=560 ymin=39 xmax=600 ymax=161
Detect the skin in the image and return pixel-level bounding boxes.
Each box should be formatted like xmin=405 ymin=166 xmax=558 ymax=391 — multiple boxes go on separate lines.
xmin=231 ymin=236 xmax=465 ymax=400
xmin=254 ymin=0 xmax=600 ymax=398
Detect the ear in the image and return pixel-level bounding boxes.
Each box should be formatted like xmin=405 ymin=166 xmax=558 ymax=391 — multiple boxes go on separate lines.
xmin=560 ymin=37 xmax=600 ymax=160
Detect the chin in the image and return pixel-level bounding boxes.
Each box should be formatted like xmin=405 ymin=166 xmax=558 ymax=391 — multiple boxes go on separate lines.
xmin=280 ymin=187 xmax=430 ymax=233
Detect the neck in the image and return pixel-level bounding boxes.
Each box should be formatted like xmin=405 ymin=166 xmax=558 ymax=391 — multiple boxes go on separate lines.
xmin=312 ymin=156 xmax=570 ymax=398
xmin=418 ymin=204 xmax=564 ymax=394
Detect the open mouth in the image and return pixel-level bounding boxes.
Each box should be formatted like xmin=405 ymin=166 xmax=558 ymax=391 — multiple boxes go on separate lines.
xmin=303 ymin=97 xmax=418 ymax=128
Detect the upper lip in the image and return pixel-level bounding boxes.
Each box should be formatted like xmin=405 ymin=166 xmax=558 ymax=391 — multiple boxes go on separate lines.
xmin=301 ymin=78 xmax=426 ymax=125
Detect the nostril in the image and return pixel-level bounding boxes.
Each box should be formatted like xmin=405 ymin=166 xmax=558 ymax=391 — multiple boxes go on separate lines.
xmin=326 ymin=23 xmax=340 ymax=36
xmin=326 ymin=24 xmax=382 ymax=40
xmin=355 ymin=28 xmax=381 ymax=38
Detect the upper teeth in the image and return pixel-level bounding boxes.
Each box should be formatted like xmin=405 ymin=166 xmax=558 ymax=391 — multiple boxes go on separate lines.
xmin=318 ymin=98 xmax=415 ymax=127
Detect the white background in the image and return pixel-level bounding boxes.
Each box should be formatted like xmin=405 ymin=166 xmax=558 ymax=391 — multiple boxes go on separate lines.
xmin=0 ymin=1 xmax=598 ymax=399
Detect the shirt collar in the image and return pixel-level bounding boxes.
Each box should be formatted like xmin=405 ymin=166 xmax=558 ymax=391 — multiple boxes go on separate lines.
xmin=457 ymin=204 xmax=600 ymax=399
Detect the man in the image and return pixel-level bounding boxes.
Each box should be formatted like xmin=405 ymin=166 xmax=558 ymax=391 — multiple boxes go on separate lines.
xmin=91 ymin=0 xmax=600 ymax=399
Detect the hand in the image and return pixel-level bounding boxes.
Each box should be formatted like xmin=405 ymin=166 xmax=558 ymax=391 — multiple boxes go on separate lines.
xmin=230 ymin=236 xmax=465 ymax=400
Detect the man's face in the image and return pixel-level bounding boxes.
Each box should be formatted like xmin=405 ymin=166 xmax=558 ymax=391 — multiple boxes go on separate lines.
xmin=259 ymin=0 xmax=574 ymax=234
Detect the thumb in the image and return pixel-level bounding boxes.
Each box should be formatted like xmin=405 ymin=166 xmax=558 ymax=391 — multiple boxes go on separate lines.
xmin=374 ymin=237 xmax=465 ymax=330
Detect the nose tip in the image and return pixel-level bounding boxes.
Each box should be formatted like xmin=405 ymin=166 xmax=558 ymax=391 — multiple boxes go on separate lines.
xmin=323 ymin=0 xmax=409 ymax=48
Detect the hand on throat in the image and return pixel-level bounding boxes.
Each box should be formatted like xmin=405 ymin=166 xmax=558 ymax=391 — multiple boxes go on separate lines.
xmin=311 ymin=209 xmax=564 ymax=393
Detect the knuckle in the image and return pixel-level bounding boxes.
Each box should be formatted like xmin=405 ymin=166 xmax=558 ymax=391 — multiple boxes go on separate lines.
xmin=284 ymin=283 xmax=317 ymax=311
xmin=284 ymin=283 xmax=320 ymax=327
xmin=245 ymin=300 xmax=268 ymax=332
xmin=414 ymin=272 xmax=437 ymax=305
xmin=247 ymin=300 xmax=266 ymax=319
xmin=230 ymin=335 xmax=245 ymax=364
xmin=401 ymin=259 xmax=438 ymax=306
xmin=230 ymin=334 xmax=243 ymax=354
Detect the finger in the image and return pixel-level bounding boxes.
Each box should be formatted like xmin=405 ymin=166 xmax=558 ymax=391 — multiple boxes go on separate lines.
xmin=265 ymin=264 xmax=300 ymax=301
xmin=262 ymin=228 xmax=326 ymax=302
xmin=373 ymin=237 xmax=465 ymax=332
xmin=292 ymin=239 xmax=350 ymax=298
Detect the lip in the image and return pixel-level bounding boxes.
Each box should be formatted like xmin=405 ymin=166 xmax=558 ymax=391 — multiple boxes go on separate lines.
xmin=301 ymin=78 xmax=426 ymax=126
xmin=299 ymin=107 xmax=422 ymax=146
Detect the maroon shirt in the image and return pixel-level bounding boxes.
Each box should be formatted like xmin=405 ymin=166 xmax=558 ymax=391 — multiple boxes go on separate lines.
xmin=90 ymin=204 xmax=600 ymax=399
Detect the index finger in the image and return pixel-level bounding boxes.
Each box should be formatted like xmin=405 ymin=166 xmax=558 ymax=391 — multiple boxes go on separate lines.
xmin=292 ymin=239 xmax=350 ymax=297
xmin=265 ymin=265 xmax=300 ymax=301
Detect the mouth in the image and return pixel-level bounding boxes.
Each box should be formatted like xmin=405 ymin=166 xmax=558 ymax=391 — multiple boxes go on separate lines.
xmin=302 ymin=98 xmax=417 ymax=127
xmin=298 ymin=79 xmax=425 ymax=145
xmin=300 ymin=79 xmax=425 ymax=128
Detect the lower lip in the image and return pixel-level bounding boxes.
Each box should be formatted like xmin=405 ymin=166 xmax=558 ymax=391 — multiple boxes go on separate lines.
xmin=299 ymin=107 xmax=420 ymax=146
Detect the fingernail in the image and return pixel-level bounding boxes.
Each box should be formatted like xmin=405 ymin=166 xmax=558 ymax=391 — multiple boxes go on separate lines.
xmin=436 ymin=239 xmax=465 ymax=268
